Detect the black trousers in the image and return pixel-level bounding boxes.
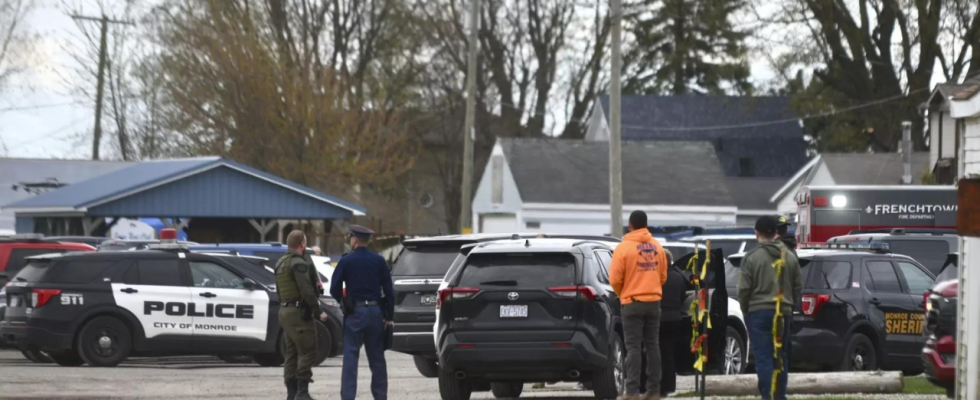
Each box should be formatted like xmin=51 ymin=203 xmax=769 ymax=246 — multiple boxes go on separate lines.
xmin=659 ymin=319 xmax=684 ymax=395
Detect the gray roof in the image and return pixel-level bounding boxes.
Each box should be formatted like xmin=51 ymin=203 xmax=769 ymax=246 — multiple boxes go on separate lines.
xmin=819 ymin=152 xmax=931 ymax=185
xmin=499 ymin=139 xmax=734 ymax=206
xmin=0 ymin=158 xmax=135 ymax=230
xmin=724 ymin=178 xmax=785 ymax=211
xmin=4 ymin=157 xmax=366 ymax=217
xmin=597 ymin=95 xmax=807 ymax=177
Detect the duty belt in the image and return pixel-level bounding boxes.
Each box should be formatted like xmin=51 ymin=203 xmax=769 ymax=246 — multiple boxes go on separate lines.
xmin=281 ymin=301 xmax=304 ymax=307
xmin=353 ymin=300 xmax=380 ymax=307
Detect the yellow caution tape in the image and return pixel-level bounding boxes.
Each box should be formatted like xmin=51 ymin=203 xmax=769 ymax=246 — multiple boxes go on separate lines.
xmin=770 ymin=247 xmax=786 ymax=399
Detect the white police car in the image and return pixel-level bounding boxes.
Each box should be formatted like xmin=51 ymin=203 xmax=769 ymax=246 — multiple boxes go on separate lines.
xmin=0 ymin=246 xmax=335 ymax=367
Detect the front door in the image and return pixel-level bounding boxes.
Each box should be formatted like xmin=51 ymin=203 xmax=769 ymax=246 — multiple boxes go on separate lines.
xmin=186 ymin=260 xmax=270 ymax=346
xmin=863 ymin=260 xmax=919 ymax=364
xmin=111 ymin=258 xmax=195 ymax=340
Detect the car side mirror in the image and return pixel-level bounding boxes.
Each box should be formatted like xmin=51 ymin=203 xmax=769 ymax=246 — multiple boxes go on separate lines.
xmin=242 ymin=278 xmax=259 ymax=290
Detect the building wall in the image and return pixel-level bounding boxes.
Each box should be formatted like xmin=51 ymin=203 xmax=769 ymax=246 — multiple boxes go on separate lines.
xmin=472 ymin=141 xmax=524 ymax=233
xmin=930 ymin=113 xmax=941 ymax=168
xmin=942 ymin=113 xmax=958 ymax=161
xmin=490 ymin=204 xmax=738 ymax=236
xmin=960 ymin=117 xmax=980 ymax=400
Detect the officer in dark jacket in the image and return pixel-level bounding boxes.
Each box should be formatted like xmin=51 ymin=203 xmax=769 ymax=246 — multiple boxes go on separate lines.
xmin=276 ymin=230 xmax=328 ymax=400
xmin=330 ymin=225 xmax=394 ymax=400
xmin=658 ymin=249 xmax=687 ymax=397
xmin=776 ymin=215 xmax=798 ymax=255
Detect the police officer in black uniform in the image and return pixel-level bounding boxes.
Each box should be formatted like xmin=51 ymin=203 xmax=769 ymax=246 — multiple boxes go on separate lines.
xmin=776 ymin=215 xmax=798 ymax=255
xmin=330 ymin=225 xmax=394 ymax=400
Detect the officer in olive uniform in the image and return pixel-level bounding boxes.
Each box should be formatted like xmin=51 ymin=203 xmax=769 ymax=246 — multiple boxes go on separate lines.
xmin=330 ymin=225 xmax=394 ymax=400
xmin=277 ymin=230 xmax=328 ymax=400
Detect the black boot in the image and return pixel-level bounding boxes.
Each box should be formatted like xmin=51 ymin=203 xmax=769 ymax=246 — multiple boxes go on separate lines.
xmin=285 ymin=379 xmax=297 ymax=400
xmin=295 ymin=379 xmax=316 ymax=400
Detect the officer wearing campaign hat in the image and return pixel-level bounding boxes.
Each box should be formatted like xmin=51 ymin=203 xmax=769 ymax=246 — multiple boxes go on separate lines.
xmin=775 ymin=215 xmax=798 ymax=255
xmin=329 ymin=225 xmax=394 ymax=400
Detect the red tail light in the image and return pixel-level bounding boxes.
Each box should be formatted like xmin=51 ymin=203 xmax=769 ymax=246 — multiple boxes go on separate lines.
xmin=801 ymin=294 xmax=829 ymax=316
xmin=940 ymin=282 xmax=959 ymax=298
xmin=548 ymin=286 xmax=598 ymax=301
xmin=437 ymin=287 xmax=480 ymax=309
xmin=31 ymin=289 xmax=61 ymax=308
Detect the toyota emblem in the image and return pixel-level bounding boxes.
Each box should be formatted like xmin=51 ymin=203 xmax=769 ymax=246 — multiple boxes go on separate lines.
xmin=507 ymin=292 xmax=519 ymax=301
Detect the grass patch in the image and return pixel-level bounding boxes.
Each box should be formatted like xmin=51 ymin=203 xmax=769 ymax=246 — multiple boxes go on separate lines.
xmin=904 ymin=375 xmax=946 ymax=395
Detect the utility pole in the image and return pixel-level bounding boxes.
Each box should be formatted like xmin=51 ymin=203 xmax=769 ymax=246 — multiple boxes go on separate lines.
xmin=609 ymin=0 xmax=623 ymax=238
xmin=460 ymin=0 xmax=480 ymax=234
xmin=70 ymin=14 xmax=135 ymax=161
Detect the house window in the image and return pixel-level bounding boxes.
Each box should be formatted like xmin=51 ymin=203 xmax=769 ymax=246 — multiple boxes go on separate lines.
xmin=491 ymin=156 xmax=503 ymax=204
xmin=738 ymin=158 xmax=754 ymax=177
xmin=526 ymin=221 xmax=541 ymax=229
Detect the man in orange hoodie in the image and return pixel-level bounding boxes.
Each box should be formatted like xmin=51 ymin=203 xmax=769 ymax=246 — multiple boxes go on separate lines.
xmin=610 ymin=211 xmax=668 ymax=400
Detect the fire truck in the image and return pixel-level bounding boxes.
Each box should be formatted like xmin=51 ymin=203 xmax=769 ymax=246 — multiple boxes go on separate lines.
xmin=796 ymin=185 xmax=958 ymax=243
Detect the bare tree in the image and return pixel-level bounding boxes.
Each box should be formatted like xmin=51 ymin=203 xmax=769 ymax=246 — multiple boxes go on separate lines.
xmin=0 ymin=0 xmax=37 ymax=93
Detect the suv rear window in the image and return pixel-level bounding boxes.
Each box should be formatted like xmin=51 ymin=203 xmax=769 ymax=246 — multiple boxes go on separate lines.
xmin=883 ymin=240 xmax=949 ymax=274
xmin=5 ymin=248 xmax=69 ymax=276
xmin=807 ymin=261 xmax=852 ymax=290
xmin=12 ymin=259 xmax=54 ymax=282
xmin=457 ymin=253 xmax=575 ymax=287
xmin=393 ymin=245 xmax=461 ymax=276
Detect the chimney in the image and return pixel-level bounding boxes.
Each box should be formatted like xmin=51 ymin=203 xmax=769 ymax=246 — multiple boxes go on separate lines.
xmin=901 ymin=121 xmax=912 ymax=184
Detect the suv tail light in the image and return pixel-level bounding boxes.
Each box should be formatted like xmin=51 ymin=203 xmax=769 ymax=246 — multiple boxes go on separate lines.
xmin=548 ymin=286 xmax=598 ymax=301
xmin=800 ymin=294 xmax=829 ymax=316
xmin=437 ymin=287 xmax=479 ymax=309
xmin=31 ymin=289 xmax=61 ymax=308
xmin=940 ymin=282 xmax=958 ymax=298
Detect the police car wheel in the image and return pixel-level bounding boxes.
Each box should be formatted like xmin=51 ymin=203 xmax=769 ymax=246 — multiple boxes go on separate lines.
xmin=48 ymin=351 xmax=85 ymax=367
xmin=77 ymin=316 xmax=132 ymax=367
xmin=20 ymin=349 xmax=52 ymax=363
xmin=314 ymin=321 xmax=331 ymax=366
xmin=438 ymin=368 xmax=472 ymax=400
xmin=839 ymin=333 xmax=877 ymax=372
xmin=490 ymin=382 xmax=523 ymax=398
xmin=254 ymin=334 xmax=285 ymax=367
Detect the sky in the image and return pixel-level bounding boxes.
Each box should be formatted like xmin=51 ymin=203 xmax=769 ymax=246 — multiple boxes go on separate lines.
xmin=0 ymin=1 xmax=949 ymax=160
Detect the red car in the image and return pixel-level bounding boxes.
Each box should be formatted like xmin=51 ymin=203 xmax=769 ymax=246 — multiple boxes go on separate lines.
xmin=0 ymin=236 xmax=96 ymax=285
xmin=922 ymin=254 xmax=958 ymax=398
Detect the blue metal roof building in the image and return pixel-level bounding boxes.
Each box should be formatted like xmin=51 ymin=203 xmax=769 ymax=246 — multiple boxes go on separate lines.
xmin=2 ymin=157 xmax=365 ymax=243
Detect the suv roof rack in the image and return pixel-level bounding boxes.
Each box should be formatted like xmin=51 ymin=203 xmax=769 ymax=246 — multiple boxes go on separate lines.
xmin=800 ymin=242 xmax=891 ymax=253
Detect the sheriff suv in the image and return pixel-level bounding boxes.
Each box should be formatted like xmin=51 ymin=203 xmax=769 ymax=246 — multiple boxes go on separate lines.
xmin=729 ymin=243 xmax=935 ymax=372
xmin=828 ymin=228 xmax=958 ymax=275
xmin=0 ymin=247 xmax=334 ymax=367
xmin=391 ymin=233 xmax=619 ymax=378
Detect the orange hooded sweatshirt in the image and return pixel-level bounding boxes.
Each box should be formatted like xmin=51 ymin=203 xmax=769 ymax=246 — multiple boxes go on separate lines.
xmin=609 ymin=228 xmax=668 ymax=304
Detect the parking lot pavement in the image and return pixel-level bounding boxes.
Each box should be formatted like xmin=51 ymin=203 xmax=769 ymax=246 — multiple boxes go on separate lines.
xmin=0 ymin=350 xmax=612 ymax=399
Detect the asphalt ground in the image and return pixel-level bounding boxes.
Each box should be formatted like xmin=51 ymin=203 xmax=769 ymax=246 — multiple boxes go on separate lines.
xmin=0 ymin=350 xmax=947 ymax=400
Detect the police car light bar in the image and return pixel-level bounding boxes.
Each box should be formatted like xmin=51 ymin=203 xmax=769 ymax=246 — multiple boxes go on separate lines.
xmin=799 ymin=242 xmax=890 ymax=252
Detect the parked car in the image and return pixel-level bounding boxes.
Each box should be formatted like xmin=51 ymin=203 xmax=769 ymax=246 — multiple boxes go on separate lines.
xmin=391 ymin=233 xmax=619 ymax=378
xmin=0 ymin=235 xmax=96 ymax=286
xmin=923 ymin=254 xmax=958 ymax=398
xmin=435 ymin=238 xmax=748 ymax=400
xmin=0 ymin=247 xmax=334 ymax=367
xmin=728 ymin=243 xmax=935 ymax=372
xmin=828 ymin=229 xmax=959 ymax=275
xmin=679 ymin=235 xmax=758 ymax=259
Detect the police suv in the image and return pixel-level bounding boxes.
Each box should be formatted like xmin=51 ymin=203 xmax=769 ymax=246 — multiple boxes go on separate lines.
xmin=0 ymin=246 xmax=333 ymax=367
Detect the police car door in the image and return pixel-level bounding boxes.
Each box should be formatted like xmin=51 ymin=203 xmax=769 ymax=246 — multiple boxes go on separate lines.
xmin=186 ymin=260 xmax=269 ymax=342
xmin=112 ymin=258 xmax=195 ymax=339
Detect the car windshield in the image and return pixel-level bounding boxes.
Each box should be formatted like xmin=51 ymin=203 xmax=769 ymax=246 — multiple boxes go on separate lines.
xmin=221 ymin=257 xmax=275 ymax=285
xmin=392 ymin=245 xmax=461 ymax=277
xmin=13 ymin=259 xmax=54 ymax=282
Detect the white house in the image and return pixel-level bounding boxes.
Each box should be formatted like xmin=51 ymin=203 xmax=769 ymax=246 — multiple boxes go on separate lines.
xmin=943 ymin=79 xmax=980 ymax=400
xmin=768 ymin=152 xmax=931 ymax=216
xmin=471 ymin=138 xmax=739 ymax=236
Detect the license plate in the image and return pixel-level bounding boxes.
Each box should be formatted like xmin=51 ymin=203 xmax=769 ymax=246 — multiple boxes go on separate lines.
xmin=420 ymin=294 xmax=437 ymax=306
xmin=499 ymin=305 xmax=528 ymax=318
